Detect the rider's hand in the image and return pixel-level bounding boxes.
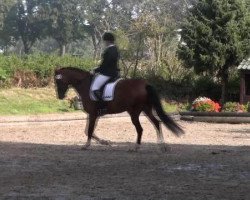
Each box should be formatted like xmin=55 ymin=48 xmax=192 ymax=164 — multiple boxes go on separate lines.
xmin=93 ymin=67 xmax=100 ymax=73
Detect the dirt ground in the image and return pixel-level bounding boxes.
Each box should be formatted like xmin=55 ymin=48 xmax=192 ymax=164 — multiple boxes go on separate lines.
xmin=0 ymin=115 xmax=249 ymax=200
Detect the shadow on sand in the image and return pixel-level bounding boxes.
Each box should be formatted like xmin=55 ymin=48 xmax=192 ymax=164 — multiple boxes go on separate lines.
xmin=0 ymin=141 xmax=249 ymax=200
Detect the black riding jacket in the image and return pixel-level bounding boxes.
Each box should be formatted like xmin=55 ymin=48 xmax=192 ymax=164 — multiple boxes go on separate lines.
xmin=94 ymin=45 xmax=120 ymax=77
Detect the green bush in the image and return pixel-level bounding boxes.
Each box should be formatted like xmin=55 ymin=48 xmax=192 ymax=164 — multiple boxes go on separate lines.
xmin=247 ymin=102 xmax=250 ymax=112
xmin=222 ymin=102 xmax=247 ymax=112
xmin=193 ymin=76 xmax=221 ymax=101
xmin=139 ymin=71 xmax=193 ymax=101
xmin=0 ymin=54 xmax=95 ymax=87
xmin=177 ymin=103 xmax=191 ymax=112
xmin=135 ymin=68 xmax=223 ymax=102
xmin=0 ymin=68 xmax=8 ymax=81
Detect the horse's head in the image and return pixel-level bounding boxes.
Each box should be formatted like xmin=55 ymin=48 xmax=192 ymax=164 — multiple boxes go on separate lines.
xmin=54 ymin=67 xmax=91 ymax=100
xmin=54 ymin=68 xmax=70 ymax=99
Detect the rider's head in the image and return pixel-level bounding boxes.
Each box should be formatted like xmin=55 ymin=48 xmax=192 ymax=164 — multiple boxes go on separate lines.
xmin=102 ymin=32 xmax=115 ymax=45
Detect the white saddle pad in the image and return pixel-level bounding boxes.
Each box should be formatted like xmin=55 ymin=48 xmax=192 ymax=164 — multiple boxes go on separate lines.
xmin=90 ymin=79 xmax=122 ymax=101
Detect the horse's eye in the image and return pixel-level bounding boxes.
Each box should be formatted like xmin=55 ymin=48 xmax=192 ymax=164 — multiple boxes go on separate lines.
xmin=55 ymin=74 xmax=63 ymax=80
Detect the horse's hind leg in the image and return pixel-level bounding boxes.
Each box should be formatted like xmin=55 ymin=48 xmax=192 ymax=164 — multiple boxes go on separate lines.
xmin=143 ymin=107 xmax=170 ymax=152
xmin=129 ymin=111 xmax=143 ymax=152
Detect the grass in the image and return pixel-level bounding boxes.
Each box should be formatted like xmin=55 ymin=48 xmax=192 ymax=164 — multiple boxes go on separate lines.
xmin=0 ymin=87 xmax=77 ymax=116
xmin=162 ymin=101 xmax=189 ymax=113
xmin=0 ymin=87 xmax=184 ymax=116
xmin=162 ymin=102 xmax=179 ymax=113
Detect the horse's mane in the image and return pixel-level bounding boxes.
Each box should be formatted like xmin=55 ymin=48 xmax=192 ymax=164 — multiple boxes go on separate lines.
xmin=58 ymin=66 xmax=90 ymax=75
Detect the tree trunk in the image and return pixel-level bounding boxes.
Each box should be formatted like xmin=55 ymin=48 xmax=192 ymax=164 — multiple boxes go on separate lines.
xmin=91 ymin=33 xmax=98 ymax=60
xmin=3 ymin=45 xmax=8 ymax=55
xmin=221 ymin=71 xmax=229 ymax=104
xmin=90 ymin=26 xmax=102 ymax=61
xmin=59 ymin=44 xmax=66 ymax=56
xmin=23 ymin=40 xmax=32 ymax=54
xmin=132 ymin=33 xmax=143 ymax=77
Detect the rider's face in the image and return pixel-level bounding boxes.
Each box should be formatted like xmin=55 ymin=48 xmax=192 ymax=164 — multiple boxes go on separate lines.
xmin=103 ymin=41 xmax=108 ymax=47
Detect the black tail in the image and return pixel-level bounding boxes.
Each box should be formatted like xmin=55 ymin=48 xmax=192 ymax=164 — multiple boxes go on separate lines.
xmin=146 ymin=85 xmax=184 ymax=136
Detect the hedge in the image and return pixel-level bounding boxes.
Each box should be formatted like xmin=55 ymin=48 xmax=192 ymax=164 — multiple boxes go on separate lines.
xmin=0 ymin=54 xmax=95 ymax=87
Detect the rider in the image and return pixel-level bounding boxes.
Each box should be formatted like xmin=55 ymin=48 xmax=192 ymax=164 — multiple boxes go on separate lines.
xmin=91 ymin=32 xmax=120 ymax=101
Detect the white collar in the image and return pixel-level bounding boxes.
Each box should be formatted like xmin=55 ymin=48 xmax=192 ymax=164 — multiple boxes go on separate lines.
xmin=107 ymin=44 xmax=115 ymax=48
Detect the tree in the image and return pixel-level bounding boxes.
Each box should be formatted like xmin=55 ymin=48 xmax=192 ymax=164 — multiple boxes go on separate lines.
xmin=77 ymin=0 xmax=110 ymax=59
xmin=46 ymin=0 xmax=86 ymax=56
xmin=0 ymin=0 xmax=17 ymax=52
xmin=79 ymin=0 xmax=193 ymax=60
xmin=115 ymin=0 xmax=183 ymax=77
xmin=1 ymin=0 xmax=50 ymax=54
xmin=0 ymin=0 xmax=16 ymax=30
xmin=178 ymin=0 xmax=250 ymax=103
xmin=16 ymin=0 xmax=43 ymax=54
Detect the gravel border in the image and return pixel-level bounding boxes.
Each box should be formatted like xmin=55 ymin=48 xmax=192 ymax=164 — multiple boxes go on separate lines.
xmin=0 ymin=112 xmax=180 ymax=124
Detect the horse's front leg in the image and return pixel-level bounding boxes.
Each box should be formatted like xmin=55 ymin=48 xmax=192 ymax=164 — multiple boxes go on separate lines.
xmin=84 ymin=118 xmax=111 ymax=146
xmin=81 ymin=115 xmax=97 ymax=150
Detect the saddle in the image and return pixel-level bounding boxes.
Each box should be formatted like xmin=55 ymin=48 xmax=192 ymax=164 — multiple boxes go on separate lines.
xmin=89 ymin=75 xmax=121 ymax=116
xmin=90 ymin=76 xmax=121 ymax=102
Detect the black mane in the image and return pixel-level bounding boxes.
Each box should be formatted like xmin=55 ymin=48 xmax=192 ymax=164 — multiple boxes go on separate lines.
xmin=59 ymin=66 xmax=90 ymax=74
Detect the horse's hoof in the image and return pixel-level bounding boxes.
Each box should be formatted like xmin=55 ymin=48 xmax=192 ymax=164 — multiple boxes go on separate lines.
xmin=128 ymin=145 xmax=140 ymax=152
xmin=160 ymin=145 xmax=171 ymax=153
xmin=81 ymin=145 xmax=90 ymax=150
xmin=100 ymin=140 xmax=111 ymax=146
xmin=128 ymin=149 xmax=137 ymax=153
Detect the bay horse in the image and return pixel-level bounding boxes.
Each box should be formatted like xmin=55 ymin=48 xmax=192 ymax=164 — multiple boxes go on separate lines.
xmin=54 ymin=67 xmax=184 ymax=151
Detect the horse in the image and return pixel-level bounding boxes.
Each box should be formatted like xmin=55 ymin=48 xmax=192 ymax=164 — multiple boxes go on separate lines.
xmin=54 ymin=67 xmax=184 ymax=151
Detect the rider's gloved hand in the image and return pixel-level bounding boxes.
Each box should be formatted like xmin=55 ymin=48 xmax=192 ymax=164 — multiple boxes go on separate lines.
xmin=91 ymin=67 xmax=100 ymax=74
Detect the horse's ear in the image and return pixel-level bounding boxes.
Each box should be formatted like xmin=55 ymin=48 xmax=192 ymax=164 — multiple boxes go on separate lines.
xmin=55 ymin=66 xmax=61 ymax=73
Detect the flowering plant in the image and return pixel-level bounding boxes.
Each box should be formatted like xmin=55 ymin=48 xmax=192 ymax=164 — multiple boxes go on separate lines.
xmin=222 ymin=102 xmax=247 ymax=112
xmin=191 ymin=97 xmax=221 ymax=112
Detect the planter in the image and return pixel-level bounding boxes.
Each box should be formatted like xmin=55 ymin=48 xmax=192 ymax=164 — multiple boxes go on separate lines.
xmin=73 ymin=100 xmax=83 ymax=110
xmin=70 ymin=96 xmax=83 ymax=110
xmin=180 ymin=112 xmax=250 ymax=124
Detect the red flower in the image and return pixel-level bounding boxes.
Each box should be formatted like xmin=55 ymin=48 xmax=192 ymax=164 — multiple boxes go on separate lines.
xmin=192 ymin=97 xmax=221 ymax=112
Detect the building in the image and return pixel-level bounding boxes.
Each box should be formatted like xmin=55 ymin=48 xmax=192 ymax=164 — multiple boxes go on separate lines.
xmin=238 ymin=58 xmax=250 ymax=104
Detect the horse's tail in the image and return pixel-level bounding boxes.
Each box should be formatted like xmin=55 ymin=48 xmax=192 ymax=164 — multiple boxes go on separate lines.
xmin=146 ymin=84 xmax=184 ymax=137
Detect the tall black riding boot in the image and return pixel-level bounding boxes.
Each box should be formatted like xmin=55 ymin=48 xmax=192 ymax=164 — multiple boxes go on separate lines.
xmin=93 ymin=90 xmax=102 ymax=101
xmin=93 ymin=90 xmax=107 ymax=116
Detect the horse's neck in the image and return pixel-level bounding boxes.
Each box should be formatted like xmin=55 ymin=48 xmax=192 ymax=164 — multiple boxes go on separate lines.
xmin=71 ymin=76 xmax=91 ymax=100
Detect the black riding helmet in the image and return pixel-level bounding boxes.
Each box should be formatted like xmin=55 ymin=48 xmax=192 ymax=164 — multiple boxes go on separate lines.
xmin=102 ymin=32 xmax=115 ymax=42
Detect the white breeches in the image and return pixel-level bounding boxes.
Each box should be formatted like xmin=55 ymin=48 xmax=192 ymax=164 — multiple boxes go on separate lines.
xmin=91 ymin=74 xmax=110 ymax=91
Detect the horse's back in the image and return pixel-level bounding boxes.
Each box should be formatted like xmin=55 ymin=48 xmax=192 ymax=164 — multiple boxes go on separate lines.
xmin=117 ymin=78 xmax=147 ymax=92
xmin=115 ymin=78 xmax=148 ymax=103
